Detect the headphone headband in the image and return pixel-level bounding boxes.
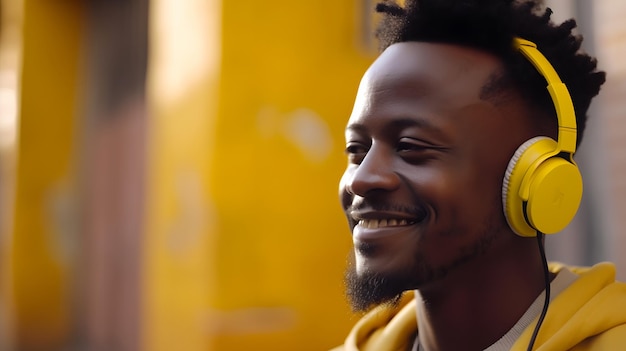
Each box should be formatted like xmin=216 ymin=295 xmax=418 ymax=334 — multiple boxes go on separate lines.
xmin=503 ymin=38 xmax=583 ymax=237
xmin=513 ymin=38 xmax=577 ymax=154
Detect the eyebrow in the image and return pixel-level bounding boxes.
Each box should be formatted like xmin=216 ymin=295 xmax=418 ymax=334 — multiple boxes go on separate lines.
xmin=345 ymin=117 xmax=441 ymax=135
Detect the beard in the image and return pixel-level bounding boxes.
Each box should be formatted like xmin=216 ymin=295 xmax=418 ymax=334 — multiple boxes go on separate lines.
xmin=344 ymin=213 xmax=503 ymax=312
xmin=344 ymin=259 xmax=410 ymax=312
xmin=344 ymin=252 xmax=437 ymax=312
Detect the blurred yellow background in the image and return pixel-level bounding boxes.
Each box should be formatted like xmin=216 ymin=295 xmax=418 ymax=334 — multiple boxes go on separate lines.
xmin=0 ymin=0 xmax=375 ymax=350
xmin=1 ymin=0 xmax=625 ymax=350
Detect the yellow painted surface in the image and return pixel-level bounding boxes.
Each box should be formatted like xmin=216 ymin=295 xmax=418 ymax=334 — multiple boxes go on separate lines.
xmin=143 ymin=0 xmax=221 ymax=350
xmin=11 ymin=0 xmax=83 ymax=349
xmin=143 ymin=84 xmax=219 ymax=351
xmin=211 ymin=1 xmax=374 ymax=350
xmin=0 ymin=0 xmax=23 ymax=348
xmin=146 ymin=1 xmax=376 ymax=350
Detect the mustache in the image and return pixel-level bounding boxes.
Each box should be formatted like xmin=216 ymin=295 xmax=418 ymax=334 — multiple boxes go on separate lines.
xmin=346 ymin=201 xmax=427 ymax=218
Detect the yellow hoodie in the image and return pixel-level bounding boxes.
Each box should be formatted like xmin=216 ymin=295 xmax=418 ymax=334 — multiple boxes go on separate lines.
xmin=331 ymin=262 xmax=626 ymax=351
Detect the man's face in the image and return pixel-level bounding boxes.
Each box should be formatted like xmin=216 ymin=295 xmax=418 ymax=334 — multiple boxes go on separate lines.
xmin=339 ymin=42 xmax=538 ymax=311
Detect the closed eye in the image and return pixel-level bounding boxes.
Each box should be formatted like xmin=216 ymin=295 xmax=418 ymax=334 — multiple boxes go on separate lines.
xmin=396 ymin=137 xmax=436 ymax=153
xmin=397 ymin=141 xmax=428 ymax=152
xmin=396 ymin=139 xmax=446 ymax=162
xmin=345 ymin=142 xmax=369 ymax=164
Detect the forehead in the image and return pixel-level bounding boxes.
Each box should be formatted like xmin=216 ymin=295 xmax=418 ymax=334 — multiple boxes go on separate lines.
xmin=349 ymin=42 xmax=506 ymax=128
xmin=365 ymin=41 xmax=503 ymax=92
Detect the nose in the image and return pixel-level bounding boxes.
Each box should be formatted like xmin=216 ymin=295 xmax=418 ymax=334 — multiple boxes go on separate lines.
xmin=342 ymin=146 xmax=400 ymax=197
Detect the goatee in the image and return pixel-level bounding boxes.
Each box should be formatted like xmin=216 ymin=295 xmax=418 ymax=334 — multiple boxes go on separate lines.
xmin=344 ymin=262 xmax=406 ymax=312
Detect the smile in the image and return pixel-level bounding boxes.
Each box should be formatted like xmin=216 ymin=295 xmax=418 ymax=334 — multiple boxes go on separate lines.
xmin=358 ymin=218 xmax=416 ymax=229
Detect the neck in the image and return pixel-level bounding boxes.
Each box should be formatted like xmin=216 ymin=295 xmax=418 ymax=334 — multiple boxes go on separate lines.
xmin=415 ymin=235 xmax=552 ymax=351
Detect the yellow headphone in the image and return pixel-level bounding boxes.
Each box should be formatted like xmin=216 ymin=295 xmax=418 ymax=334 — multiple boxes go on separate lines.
xmin=502 ymin=38 xmax=583 ymax=237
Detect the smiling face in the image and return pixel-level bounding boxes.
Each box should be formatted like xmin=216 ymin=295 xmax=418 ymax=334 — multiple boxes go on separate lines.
xmin=340 ymin=42 xmax=542 ymax=311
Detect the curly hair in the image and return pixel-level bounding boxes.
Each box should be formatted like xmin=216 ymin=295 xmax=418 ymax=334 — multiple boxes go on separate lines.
xmin=375 ymin=0 xmax=606 ymax=147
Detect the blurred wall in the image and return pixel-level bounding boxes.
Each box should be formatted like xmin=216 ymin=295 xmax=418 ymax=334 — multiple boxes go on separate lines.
xmin=8 ymin=0 xmax=84 ymax=349
xmin=545 ymin=0 xmax=626 ymax=281
xmin=80 ymin=0 xmax=149 ymax=350
xmin=143 ymin=0 xmax=220 ymax=350
xmin=145 ymin=1 xmax=375 ymax=350
xmin=590 ymin=0 xmax=626 ymax=280
xmin=0 ymin=0 xmax=22 ymax=349
xmin=212 ymin=0 xmax=374 ymax=347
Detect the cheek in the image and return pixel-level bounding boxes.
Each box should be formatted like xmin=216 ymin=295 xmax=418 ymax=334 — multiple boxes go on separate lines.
xmin=338 ymin=169 xmax=353 ymax=210
xmin=417 ymin=165 xmax=501 ymax=235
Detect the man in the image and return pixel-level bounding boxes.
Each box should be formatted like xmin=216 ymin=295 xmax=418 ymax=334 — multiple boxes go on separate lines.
xmin=333 ymin=1 xmax=626 ymax=350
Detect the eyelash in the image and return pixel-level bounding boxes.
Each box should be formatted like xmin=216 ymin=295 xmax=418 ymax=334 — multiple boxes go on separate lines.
xmin=345 ymin=144 xmax=368 ymax=163
xmin=344 ymin=140 xmax=433 ymax=164
xmin=344 ymin=144 xmax=367 ymax=154
xmin=397 ymin=141 xmax=427 ymax=152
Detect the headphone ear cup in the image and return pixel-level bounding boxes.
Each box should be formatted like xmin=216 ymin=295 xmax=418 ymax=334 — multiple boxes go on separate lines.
xmin=526 ymin=156 xmax=582 ymax=234
xmin=502 ymin=136 xmax=583 ymax=237
xmin=503 ymin=137 xmax=547 ymax=237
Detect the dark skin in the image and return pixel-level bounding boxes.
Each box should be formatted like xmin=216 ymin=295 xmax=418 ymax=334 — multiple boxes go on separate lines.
xmin=339 ymin=42 xmax=556 ymax=351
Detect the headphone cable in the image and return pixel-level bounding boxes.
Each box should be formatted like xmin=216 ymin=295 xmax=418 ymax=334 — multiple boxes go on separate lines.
xmin=526 ymin=231 xmax=550 ymax=351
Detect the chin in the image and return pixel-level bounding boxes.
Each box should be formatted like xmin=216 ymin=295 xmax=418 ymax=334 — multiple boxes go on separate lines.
xmin=345 ymin=251 xmax=424 ymax=312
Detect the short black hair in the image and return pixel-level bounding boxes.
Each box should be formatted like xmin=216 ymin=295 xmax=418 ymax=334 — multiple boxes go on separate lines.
xmin=375 ymin=0 xmax=606 ymax=147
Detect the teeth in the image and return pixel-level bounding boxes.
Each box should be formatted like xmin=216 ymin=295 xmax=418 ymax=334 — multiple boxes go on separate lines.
xmin=359 ymin=219 xmax=413 ymax=229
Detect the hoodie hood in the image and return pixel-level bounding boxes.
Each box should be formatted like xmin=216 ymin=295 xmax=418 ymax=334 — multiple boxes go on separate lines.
xmin=512 ymin=262 xmax=626 ymax=350
xmin=336 ymin=292 xmax=417 ymax=351
xmin=332 ymin=262 xmax=626 ymax=351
